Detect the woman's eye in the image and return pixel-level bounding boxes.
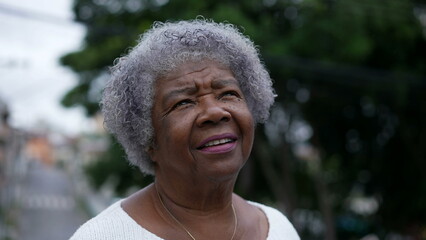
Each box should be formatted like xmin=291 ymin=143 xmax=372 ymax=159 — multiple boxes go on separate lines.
xmin=221 ymin=91 xmax=240 ymax=99
xmin=173 ymin=99 xmax=193 ymax=109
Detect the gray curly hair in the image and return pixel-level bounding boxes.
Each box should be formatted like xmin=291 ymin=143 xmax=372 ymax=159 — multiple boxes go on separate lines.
xmin=101 ymin=19 xmax=275 ymax=175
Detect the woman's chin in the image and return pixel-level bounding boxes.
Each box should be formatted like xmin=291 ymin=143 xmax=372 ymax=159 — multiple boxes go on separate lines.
xmin=202 ymin=161 xmax=245 ymax=182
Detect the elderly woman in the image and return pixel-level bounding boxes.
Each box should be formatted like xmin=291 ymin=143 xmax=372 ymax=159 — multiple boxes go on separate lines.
xmin=71 ymin=19 xmax=299 ymax=240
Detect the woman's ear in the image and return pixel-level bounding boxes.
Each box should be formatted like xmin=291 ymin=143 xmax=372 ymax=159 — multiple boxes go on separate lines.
xmin=146 ymin=144 xmax=157 ymax=162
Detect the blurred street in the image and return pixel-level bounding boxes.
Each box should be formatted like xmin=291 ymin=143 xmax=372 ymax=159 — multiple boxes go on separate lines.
xmin=16 ymin=160 xmax=89 ymax=240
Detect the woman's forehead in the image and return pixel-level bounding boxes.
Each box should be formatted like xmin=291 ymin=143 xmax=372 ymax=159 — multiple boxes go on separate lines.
xmin=164 ymin=60 xmax=232 ymax=80
xmin=156 ymin=61 xmax=236 ymax=88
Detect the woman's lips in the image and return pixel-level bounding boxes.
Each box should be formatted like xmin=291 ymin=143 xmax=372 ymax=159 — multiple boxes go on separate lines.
xmin=196 ymin=133 xmax=238 ymax=153
xmin=200 ymin=141 xmax=237 ymax=153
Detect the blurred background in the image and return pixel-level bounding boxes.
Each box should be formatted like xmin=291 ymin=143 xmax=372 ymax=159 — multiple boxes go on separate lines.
xmin=1 ymin=0 xmax=426 ymax=239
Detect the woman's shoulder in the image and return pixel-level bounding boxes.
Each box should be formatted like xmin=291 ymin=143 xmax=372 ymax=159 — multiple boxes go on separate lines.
xmin=247 ymin=201 xmax=300 ymax=240
xmin=69 ymin=199 xmax=162 ymax=240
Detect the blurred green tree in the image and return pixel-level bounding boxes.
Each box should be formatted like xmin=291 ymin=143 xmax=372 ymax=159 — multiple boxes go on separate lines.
xmin=61 ymin=0 xmax=426 ymax=239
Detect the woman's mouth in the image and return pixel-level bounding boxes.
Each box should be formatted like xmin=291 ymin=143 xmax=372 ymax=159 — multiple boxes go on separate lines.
xmin=203 ymin=138 xmax=234 ymax=147
xmin=196 ymin=134 xmax=238 ymax=153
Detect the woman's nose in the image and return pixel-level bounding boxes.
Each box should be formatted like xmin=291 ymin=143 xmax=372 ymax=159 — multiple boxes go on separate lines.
xmin=196 ymin=99 xmax=231 ymax=127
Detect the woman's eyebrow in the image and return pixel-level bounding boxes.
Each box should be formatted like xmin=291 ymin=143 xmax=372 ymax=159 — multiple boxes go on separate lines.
xmin=163 ymin=78 xmax=238 ymax=103
xmin=212 ymin=78 xmax=239 ymax=89
xmin=164 ymin=86 xmax=197 ymax=102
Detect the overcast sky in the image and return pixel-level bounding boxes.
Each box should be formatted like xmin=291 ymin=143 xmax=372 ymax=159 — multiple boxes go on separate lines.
xmin=0 ymin=0 xmax=94 ymax=135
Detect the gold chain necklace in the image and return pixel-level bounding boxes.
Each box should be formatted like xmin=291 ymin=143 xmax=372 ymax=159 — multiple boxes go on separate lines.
xmin=155 ymin=185 xmax=238 ymax=240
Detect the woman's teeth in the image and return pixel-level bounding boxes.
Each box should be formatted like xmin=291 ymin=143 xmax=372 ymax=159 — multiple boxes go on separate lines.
xmin=204 ymin=138 xmax=233 ymax=147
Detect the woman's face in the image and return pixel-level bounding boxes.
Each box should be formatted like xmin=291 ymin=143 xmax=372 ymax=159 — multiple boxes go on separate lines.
xmin=149 ymin=60 xmax=254 ymax=182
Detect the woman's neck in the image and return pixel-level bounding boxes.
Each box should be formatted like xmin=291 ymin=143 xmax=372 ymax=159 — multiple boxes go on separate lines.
xmin=153 ymin=176 xmax=236 ymax=212
xmin=151 ymin=180 xmax=239 ymax=240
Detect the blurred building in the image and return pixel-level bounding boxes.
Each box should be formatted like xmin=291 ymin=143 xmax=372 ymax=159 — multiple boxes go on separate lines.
xmin=0 ymin=96 xmax=27 ymax=239
xmin=0 ymin=97 xmax=9 ymax=181
xmin=25 ymin=134 xmax=54 ymax=165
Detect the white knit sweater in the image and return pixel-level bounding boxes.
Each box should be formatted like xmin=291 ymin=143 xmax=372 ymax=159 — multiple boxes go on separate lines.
xmin=70 ymin=200 xmax=300 ymax=240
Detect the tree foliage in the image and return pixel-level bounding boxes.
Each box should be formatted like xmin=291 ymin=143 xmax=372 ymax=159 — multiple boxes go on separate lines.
xmin=61 ymin=0 xmax=426 ymax=239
